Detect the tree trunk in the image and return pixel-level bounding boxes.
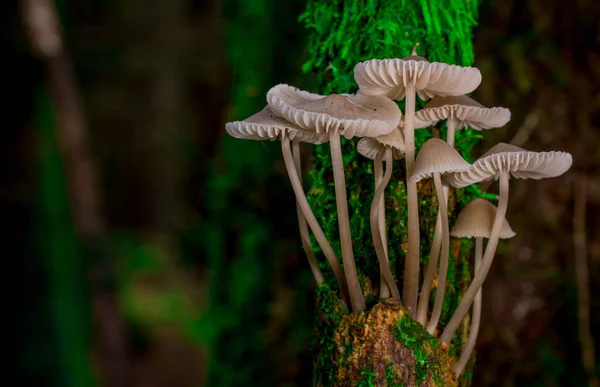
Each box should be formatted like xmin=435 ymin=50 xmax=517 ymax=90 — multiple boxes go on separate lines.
xmin=302 ymin=1 xmax=482 ymax=385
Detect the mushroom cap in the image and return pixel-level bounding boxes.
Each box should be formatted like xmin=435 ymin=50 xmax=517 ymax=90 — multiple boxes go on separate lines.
xmin=450 ymin=198 xmax=516 ymax=239
xmin=445 ymin=142 xmax=573 ymax=188
xmin=266 ymin=84 xmax=401 ymax=139
xmin=414 ymin=95 xmax=511 ymax=130
xmin=410 ymin=138 xmax=472 ymax=182
xmin=353 ymin=58 xmax=482 ymax=101
xmin=225 ymin=106 xmax=329 ymax=144
xmin=357 ymin=126 xmax=406 ymax=160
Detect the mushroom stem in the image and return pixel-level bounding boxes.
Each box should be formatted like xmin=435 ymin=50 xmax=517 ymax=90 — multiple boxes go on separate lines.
xmin=370 ymin=148 xmax=401 ymax=300
xmin=446 ymin=118 xmax=458 ymax=148
xmin=416 ymin=206 xmax=443 ymax=325
xmin=373 ymin=154 xmax=390 ymax=298
xmin=329 ymin=128 xmax=366 ymax=312
xmin=292 ymin=140 xmax=324 ymax=285
xmin=403 ymin=84 xmax=420 ymax=317
xmin=281 ymin=136 xmax=350 ymax=307
xmin=426 ymin=173 xmax=450 ymax=333
xmin=454 ymin=237 xmax=483 ymax=378
xmin=440 ymin=171 xmax=510 ymax=343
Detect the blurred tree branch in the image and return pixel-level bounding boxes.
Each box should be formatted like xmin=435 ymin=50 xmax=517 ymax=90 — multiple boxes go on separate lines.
xmin=20 ymin=0 xmax=130 ymax=386
xmin=574 ymin=175 xmax=599 ymax=387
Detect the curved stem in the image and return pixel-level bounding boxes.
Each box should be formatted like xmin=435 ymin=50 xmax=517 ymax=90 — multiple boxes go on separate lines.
xmin=440 ymin=172 xmax=510 ymax=343
xmin=403 ymin=85 xmax=420 ymax=317
xmin=370 ymin=148 xmax=401 ymax=299
xmin=454 ymin=237 xmax=483 ymax=378
xmin=292 ymin=140 xmax=324 ymax=284
xmin=330 ymin=129 xmax=366 ymax=312
xmin=378 ymin=161 xmax=389 ymax=257
xmin=416 ymin=208 xmax=443 ymax=325
xmin=281 ymin=137 xmax=349 ymax=307
xmin=373 ymin=155 xmax=390 ymax=298
xmin=446 ymin=118 xmax=458 ymax=148
xmin=426 ymin=173 xmax=450 ymax=333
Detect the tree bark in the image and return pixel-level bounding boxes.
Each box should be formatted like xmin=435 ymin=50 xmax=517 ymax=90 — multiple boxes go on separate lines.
xmin=302 ymin=0 xmax=482 ymax=385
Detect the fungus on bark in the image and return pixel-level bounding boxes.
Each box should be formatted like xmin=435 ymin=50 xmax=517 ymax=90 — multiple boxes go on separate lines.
xmin=409 ymin=138 xmax=471 ymax=333
xmin=357 ymin=127 xmax=406 ymax=299
xmin=450 ymin=198 xmax=515 ymax=378
xmin=226 ymin=106 xmax=350 ymax=305
xmin=354 ymin=46 xmax=482 ymax=316
xmin=267 ymin=84 xmax=402 ymax=312
xmin=440 ymin=143 xmax=573 ymax=343
xmin=413 ymin=96 xmax=510 ymax=326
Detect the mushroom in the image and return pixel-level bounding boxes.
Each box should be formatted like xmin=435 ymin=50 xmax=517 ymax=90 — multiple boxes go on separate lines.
xmin=450 ymin=198 xmax=516 ymax=378
xmin=414 ymin=95 xmax=511 ymax=148
xmin=413 ymin=97 xmax=510 ymax=325
xmin=354 ymin=46 xmax=481 ymax=315
xmin=267 ymin=84 xmax=402 ymax=312
xmin=439 ymin=143 xmax=573 ymax=343
xmin=410 ymin=138 xmax=472 ymax=333
xmin=357 ymin=127 xmax=406 ymax=299
xmin=225 ymin=106 xmax=350 ymax=306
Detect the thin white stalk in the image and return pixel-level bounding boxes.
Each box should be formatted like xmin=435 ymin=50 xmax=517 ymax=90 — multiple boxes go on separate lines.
xmin=403 ymin=84 xmax=420 ymax=317
xmin=330 ymin=128 xmax=366 ymax=312
xmin=416 ymin=206 xmax=443 ymax=325
xmin=417 ymin=118 xmax=458 ymax=323
xmin=378 ymin=160 xmax=389 ymax=257
xmin=292 ymin=140 xmax=324 ymax=285
xmin=426 ymin=173 xmax=450 ymax=333
xmin=370 ymin=148 xmax=401 ymax=300
xmin=440 ymin=172 xmax=510 ymax=343
xmin=446 ymin=118 xmax=458 ymax=148
xmin=373 ymin=154 xmax=390 ymax=298
xmin=281 ymin=137 xmax=350 ymax=307
xmin=454 ymin=237 xmax=483 ymax=378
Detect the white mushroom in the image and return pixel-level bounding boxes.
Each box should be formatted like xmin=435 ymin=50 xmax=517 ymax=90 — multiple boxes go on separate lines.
xmin=410 ymin=138 xmax=471 ymax=332
xmin=357 ymin=127 xmax=406 ymax=299
xmin=414 ymin=95 xmax=511 ymax=147
xmin=354 ymin=47 xmax=481 ymax=316
xmin=450 ymin=198 xmax=515 ymax=378
xmin=267 ymin=84 xmax=401 ymax=312
xmin=440 ymin=143 xmax=573 ymax=343
xmin=226 ymin=107 xmax=349 ymax=306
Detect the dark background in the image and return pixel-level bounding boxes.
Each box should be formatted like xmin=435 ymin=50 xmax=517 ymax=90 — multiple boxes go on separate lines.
xmin=7 ymin=0 xmax=599 ymax=386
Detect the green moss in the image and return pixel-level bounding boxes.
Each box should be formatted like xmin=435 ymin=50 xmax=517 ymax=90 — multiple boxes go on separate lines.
xmin=313 ymin=285 xmax=348 ymax=386
xmin=395 ymin=317 xmax=437 ymax=385
xmin=357 ymin=367 xmax=376 ymax=387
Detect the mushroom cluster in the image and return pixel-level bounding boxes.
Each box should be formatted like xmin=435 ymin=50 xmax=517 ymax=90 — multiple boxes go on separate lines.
xmin=225 ymin=46 xmax=572 ymax=378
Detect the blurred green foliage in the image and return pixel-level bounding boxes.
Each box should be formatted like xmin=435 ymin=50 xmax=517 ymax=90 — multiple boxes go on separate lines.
xmin=34 ymin=89 xmax=95 ymax=387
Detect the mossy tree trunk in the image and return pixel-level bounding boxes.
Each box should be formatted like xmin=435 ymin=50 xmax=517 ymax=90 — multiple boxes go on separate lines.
xmin=301 ymin=1 xmax=489 ymax=385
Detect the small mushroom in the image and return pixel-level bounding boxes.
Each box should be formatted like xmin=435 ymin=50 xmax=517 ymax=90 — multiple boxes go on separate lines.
xmin=226 ymin=107 xmax=350 ymax=306
xmin=414 ymin=95 xmax=511 ymax=147
xmin=354 ymin=46 xmax=482 ymax=315
xmin=267 ymin=84 xmax=402 ymax=312
xmin=439 ymin=143 xmax=573 ymax=343
xmin=410 ymin=138 xmax=472 ymax=332
xmin=450 ymin=198 xmax=515 ymax=378
xmin=357 ymin=127 xmax=406 ymax=299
